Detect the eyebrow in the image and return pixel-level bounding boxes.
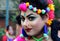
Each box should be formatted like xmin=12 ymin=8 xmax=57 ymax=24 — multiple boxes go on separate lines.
xmin=21 ymin=13 xmax=34 ymax=18
xmin=27 ymin=13 xmax=34 ymax=17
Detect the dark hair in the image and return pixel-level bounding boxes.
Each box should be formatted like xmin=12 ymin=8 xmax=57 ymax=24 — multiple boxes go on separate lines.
xmin=6 ymin=25 xmax=10 ymax=31
xmin=20 ymin=0 xmax=48 ymax=17
xmin=16 ymin=15 xmax=21 ymax=25
xmin=51 ymin=20 xmax=60 ymax=41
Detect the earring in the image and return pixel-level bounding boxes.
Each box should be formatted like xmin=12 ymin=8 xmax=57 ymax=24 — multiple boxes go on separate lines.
xmin=22 ymin=28 xmax=28 ymax=37
xmin=43 ymin=25 xmax=48 ymax=40
xmin=44 ymin=25 xmax=48 ymax=34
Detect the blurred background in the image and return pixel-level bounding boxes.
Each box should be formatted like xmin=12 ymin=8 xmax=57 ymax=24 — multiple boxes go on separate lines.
xmin=0 ymin=0 xmax=60 ymax=41
xmin=0 ymin=0 xmax=20 ymax=41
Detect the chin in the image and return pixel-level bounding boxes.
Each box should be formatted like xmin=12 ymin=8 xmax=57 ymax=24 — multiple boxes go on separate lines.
xmin=26 ymin=32 xmax=36 ymax=36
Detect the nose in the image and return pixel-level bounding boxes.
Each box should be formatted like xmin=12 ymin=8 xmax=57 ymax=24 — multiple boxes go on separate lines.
xmin=23 ymin=19 xmax=29 ymax=27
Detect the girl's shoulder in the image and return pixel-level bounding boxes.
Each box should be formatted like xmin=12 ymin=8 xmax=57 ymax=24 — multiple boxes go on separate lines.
xmin=13 ymin=34 xmax=26 ymax=41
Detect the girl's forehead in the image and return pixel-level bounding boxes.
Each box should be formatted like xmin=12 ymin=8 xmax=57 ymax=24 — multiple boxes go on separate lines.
xmin=21 ymin=9 xmax=38 ymax=16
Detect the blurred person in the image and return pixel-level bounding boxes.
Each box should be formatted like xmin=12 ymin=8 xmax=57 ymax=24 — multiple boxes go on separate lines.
xmin=51 ymin=20 xmax=60 ymax=41
xmin=5 ymin=25 xmax=15 ymax=41
xmin=14 ymin=14 xmax=22 ymax=40
xmin=16 ymin=15 xmax=22 ymax=36
xmin=2 ymin=30 xmax=7 ymax=41
xmin=51 ymin=10 xmax=60 ymax=41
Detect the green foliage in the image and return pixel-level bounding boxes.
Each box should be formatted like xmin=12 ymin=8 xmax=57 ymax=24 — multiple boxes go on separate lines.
xmin=11 ymin=0 xmax=20 ymax=8
xmin=53 ymin=0 xmax=60 ymax=18
xmin=0 ymin=28 xmax=5 ymax=36
xmin=53 ymin=0 xmax=60 ymax=10
xmin=10 ymin=12 xmax=19 ymax=23
xmin=10 ymin=0 xmax=20 ymax=23
xmin=11 ymin=15 xmax=16 ymax=22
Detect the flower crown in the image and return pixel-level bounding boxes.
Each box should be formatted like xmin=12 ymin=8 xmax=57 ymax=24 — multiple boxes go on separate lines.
xmin=19 ymin=2 xmax=55 ymax=25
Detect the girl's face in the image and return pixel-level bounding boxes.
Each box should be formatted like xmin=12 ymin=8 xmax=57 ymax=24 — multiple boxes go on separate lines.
xmin=21 ymin=9 xmax=48 ymax=36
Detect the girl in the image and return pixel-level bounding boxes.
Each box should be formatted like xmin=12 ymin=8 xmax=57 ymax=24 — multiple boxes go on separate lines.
xmin=14 ymin=0 xmax=55 ymax=41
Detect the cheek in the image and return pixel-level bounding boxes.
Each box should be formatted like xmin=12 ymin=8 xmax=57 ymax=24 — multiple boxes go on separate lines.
xmin=32 ymin=20 xmax=44 ymax=28
xmin=30 ymin=19 xmax=45 ymax=31
xmin=21 ymin=21 xmax=23 ymax=25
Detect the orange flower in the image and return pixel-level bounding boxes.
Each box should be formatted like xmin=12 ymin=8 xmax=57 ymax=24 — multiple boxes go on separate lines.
xmin=37 ymin=9 xmax=42 ymax=14
xmin=26 ymin=2 xmax=29 ymax=7
xmin=47 ymin=20 xmax=52 ymax=25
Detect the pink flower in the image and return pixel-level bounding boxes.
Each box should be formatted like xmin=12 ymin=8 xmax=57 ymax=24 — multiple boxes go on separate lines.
xmin=48 ymin=10 xmax=55 ymax=20
xmin=47 ymin=0 xmax=53 ymax=4
xmin=19 ymin=3 xmax=27 ymax=12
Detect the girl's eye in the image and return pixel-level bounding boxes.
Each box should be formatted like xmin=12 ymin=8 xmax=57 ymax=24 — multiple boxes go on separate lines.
xmin=21 ymin=16 xmax=25 ymax=22
xmin=28 ymin=16 xmax=36 ymax=21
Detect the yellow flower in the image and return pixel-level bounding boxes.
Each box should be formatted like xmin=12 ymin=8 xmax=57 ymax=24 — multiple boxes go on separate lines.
xmin=48 ymin=4 xmax=55 ymax=11
xmin=47 ymin=20 xmax=52 ymax=25
xmin=37 ymin=9 xmax=41 ymax=14
xmin=26 ymin=2 xmax=29 ymax=7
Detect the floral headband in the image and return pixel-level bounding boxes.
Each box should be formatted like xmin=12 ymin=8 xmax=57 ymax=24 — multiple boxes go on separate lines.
xmin=19 ymin=2 xmax=55 ymax=25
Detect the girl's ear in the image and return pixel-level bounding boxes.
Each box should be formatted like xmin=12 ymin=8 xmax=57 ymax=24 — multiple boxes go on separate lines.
xmin=43 ymin=14 xmax=49 ymax=23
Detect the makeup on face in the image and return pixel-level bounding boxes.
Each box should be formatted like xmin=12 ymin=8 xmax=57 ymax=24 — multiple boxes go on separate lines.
xmin=25 ymin=28 xmax=32 ymax=32
xmin=21 ymin=13 xmax=37 ymax=32
xmin=21 ymin=13 xmax=37 ymax=22
xmin=24 ymin=13 xmax=26 ymax=17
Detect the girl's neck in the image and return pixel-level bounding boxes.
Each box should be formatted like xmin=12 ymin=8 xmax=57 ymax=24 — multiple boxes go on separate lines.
xmin=36 ymin=33 xmax=43 ymax=38
xmin=27 ymin=31 xmax=43 ymax=40
xmin=33 ymin=29 xmax=43 ymax=38
xmin=35 ymin=31 xmax=43 ymax=38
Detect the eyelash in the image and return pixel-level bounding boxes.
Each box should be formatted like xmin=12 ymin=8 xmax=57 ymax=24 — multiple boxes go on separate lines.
xmin=21 ymin=16 xmax=25 ymax=21
xmin=28 ymin=16 xmax=36 ymax=21
xmin=21 ymin=16 xmax=36 ymax=22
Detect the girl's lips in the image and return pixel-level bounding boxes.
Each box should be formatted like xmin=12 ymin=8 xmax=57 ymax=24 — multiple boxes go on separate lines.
xmin=25 ymin=28 xmax=32 ymax=32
